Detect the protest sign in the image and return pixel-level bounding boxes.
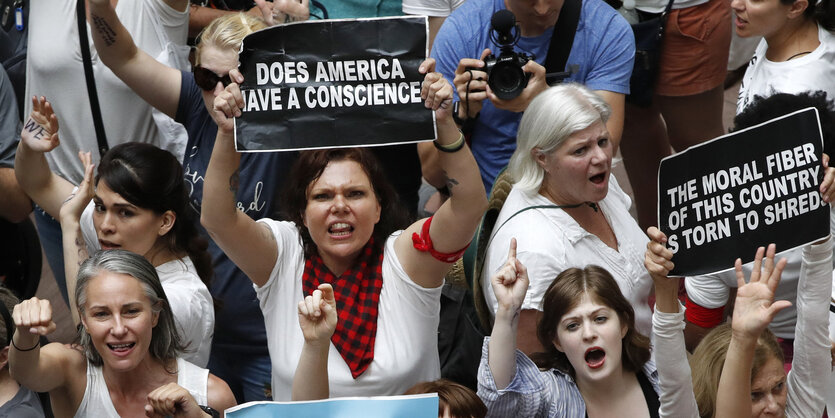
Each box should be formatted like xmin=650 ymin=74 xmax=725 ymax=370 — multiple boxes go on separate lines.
xmin=234 ymin=16 xmax=433 ymax=152
xmin=658 ymin=108 xmax=829 ymax=276
xmin=225 ymin=394 xmax=439 ymax=417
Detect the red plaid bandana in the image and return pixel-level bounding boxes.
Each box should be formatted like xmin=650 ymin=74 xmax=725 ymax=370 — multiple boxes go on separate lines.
xmin=302 ymin=238 xmax=384 ymax=379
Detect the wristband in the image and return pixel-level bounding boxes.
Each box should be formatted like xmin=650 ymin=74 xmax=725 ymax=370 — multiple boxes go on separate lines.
xmin=433 ymin=131 xmax=466 ymax=153
xmin=199 ymin=405 xmax=221 ymax=418
xmin=452 ymin=101 xmax=479 ymax=135
xmin=11 ymin=337 xmax=39 ymax=352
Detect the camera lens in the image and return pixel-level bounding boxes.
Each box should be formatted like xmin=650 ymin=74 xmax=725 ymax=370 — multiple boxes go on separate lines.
xmin=489 ymin=61 xmax=527 ymax=100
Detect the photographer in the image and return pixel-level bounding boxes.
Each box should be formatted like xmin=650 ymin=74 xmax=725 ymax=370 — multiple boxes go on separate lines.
xmin=430 ymin=0 xmax=634 ymax=192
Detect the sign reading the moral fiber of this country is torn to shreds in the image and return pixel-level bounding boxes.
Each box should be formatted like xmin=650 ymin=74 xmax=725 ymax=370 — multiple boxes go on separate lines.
xmin=233 ymin=16 xmax=434 ymax=152
xmin=658 ymin=108 xmax=829 ymax=276
xmin=224 ymin=394 xmax=439 ymax=417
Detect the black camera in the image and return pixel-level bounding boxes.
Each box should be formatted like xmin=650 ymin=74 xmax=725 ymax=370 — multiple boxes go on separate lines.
xmin=482 ymin=10 xmax=534 ymax=100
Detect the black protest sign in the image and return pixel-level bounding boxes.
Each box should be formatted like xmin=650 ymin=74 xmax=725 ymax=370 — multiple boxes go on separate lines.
xmin=658 ymin=108 xmax=828 ymax=276
xmin=234 ymin=16 xmax=433 ymax=152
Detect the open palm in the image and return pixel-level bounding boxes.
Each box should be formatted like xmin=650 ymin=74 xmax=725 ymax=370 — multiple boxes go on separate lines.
xmin=732 ymin=244 xmax=791 ymax=339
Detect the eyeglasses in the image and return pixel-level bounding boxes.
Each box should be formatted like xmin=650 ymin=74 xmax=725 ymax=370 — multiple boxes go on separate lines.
xmin=193 ymin=65 xmax=233 ymax=92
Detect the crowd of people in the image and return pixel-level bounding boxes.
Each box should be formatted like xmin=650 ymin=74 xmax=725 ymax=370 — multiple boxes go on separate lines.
xmin=1 ymin=0 xmax=834 ymax=415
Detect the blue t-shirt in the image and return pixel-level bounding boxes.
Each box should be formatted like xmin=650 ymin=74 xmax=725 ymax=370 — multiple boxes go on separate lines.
xmin=431 ymin=0 xmax=634 ymax=191
xmin=176 ymin=71 xmax=296 ymax=354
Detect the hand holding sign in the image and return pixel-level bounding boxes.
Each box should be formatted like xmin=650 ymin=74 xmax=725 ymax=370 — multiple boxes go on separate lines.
xmin=731 ymin=245 xmax=791 ymax=340
xmin=212 ymin=70 xmax=245 ymax=135
xmin=657 ymin=109 xmax=829 ymax=276
xmin=419 ymin=58 xmax=453 ymax=122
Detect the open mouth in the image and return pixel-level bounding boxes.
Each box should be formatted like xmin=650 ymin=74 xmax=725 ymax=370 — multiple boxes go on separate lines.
xmin=589 ymin=173 xmax=606 ymax=184
xmin=107 ymin=342 xmax=136 ymax=353
xmin=585 ymin=347 xmax=606 ymax=369
xmin=99 ymin=239 xmax=120 ymax=250
xmin=328 ymin=222 xmax=354 ymax=237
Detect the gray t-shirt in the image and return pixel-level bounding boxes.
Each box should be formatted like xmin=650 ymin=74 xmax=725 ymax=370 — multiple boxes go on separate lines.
xmin=0 ymin=66 xmax=19 ymax=169
xmin=0 ymin=386 xmax=45 ymax=417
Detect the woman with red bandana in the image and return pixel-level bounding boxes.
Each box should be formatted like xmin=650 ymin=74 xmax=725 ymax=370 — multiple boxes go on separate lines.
xmin=200 ymin=58 xmax=487 ymax=400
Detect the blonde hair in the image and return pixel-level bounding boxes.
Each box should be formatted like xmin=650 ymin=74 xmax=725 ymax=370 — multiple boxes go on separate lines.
xmin=194 ymin=13 xmax=267 ymax=66
xmin=508 ymin=83 xmax=611 ymax=193
xmin=690 ymin=323 xmax=784 ymax=418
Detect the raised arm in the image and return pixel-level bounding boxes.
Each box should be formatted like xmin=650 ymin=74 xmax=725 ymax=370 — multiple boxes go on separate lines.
xmin=200 ymin=72 xmax=277 ymax=287
xmin=486 ymin=239 xmax=529 ymax=389
xmin=292 ymin=284 xmax=337 ymax=401
xmin=395 ymin=58 xmax=488 ymax=288
xmin=14 ymin=97 xmax=74 ymax=219
xmin=60 ymin=152 xmax=96 ymax=326
xmin=188 ymin=0 xmax=309 ymax=37
xmin=715 ymin=245 xmax=791 ymax=418
xmin=86 ymin=0 xmax=182 ymax=118
xmin=644 ymin=227 xmax=699 ymax=418
xmin=9 ymin=297 xmax=80 ymax=393
xmin=784 ymin=236 xmax=832 ymax=416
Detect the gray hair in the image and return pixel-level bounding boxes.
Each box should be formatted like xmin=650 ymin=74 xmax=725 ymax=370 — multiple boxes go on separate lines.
xmin=508 ymin=83 xmax=611 ymax=193
xmin=75 ymin=250 xmax=183 ymax=370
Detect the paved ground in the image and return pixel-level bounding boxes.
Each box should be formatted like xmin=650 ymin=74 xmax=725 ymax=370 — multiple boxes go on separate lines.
xmin=33 ymin=81 xmax=744 ymax=345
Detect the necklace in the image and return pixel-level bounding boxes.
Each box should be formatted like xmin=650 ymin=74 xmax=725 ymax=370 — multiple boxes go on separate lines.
xmin=786 ymin=51 xmax=813 ymax=60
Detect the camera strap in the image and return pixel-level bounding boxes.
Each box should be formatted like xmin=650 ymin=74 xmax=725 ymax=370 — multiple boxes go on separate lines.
xmin=76 ymin=0 xmax=110 ymax=157
xmin=544 ymin=0 xmax=581 ymax=84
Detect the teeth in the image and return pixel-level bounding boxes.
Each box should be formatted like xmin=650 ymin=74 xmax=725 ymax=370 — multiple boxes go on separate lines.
xmin=110 ymin=343 xmax=132 ymax=349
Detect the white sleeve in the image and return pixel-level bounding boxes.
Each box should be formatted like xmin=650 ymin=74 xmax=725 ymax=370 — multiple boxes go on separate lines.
xmin=402 ymin=0 xmax=465 ymax=17
xmin=785 ymin=236 xmax=832 ymax=418
xmin=80 ymin=199 xmax=100 ymax=254
xmin=652 ymin=302 xmax=699 ymax=418
xmin=684 ymin=270 xmax=733 ymax=309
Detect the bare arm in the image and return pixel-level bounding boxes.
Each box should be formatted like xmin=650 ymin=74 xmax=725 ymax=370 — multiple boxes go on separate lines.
xmin=59 ymin=153 xmax=95 ymax=326
xmin=9 ymin=297 xmax=78 ymax=393
xmin=292 ymin=284 xmax=337 ymax=401
xmin=87 ymin=0 xmax=182 ymax=118
xmin=594 ymin=90 xmax=625 ymax=151
xmin=395 ymin=59 xmax=488 ymax=288
xmin=0 ymin=168 xmax=32 ymax=223
xmin=14 ymin=97 xmax=74 ymax=220
xmin=200 ymin=74 xmax=277 ymax=287
xmin=207 ymin=374 xmax=237 ymax=412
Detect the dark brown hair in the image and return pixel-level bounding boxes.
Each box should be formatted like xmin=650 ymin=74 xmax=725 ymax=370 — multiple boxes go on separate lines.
xmin=404 ymin=379 xmax=487 ymax=418
xmin=281 ymin=148 xmax=410 ymax=258
xmin=97 ymin=143 xmax=213 ymax=287
xmin=530 ymin=266 xmax=651 ymax=377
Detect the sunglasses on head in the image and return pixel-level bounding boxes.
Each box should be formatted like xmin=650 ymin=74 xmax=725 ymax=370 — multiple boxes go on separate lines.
xmin=193 ymin=65 xmax=233 ymax=92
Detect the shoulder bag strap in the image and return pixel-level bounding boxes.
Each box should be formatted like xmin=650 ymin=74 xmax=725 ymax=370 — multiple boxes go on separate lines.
xmin=544 ymin=0 xmax=581 ymax=84
xmin=76 ymin=0 xmax=109 ymax=157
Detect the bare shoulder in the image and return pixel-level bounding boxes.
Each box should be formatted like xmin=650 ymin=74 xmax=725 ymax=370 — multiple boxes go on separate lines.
xmin=207 ymin=373 xmax=237 ymax=412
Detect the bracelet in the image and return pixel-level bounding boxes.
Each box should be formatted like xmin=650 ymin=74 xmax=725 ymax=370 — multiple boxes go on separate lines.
xmin=452 ymin=101 xmax=479 ymax=135
xmin=199 ymin=405 xmax=220 ymax=418
xmin=11 ymin=337 xmax=39 ymax=352
xmin=433 ymin=131 xmax=466 ymax=153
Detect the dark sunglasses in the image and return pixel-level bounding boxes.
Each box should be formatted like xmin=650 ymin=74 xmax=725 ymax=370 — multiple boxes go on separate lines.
xmin=193 ymin=65 xmax=233 ymax=92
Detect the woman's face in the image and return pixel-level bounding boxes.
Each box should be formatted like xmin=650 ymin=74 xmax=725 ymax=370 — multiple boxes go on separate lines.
xmin=749 ymin=355 xmax=787 ymax=417
xmin=80 ymin=272 xmax=159 ymax=372
xmin=93 ymin=181 xmax=174 ymax=259
xmin=303 ymin=160 xmax=381 ymax=273
xmin=198 ymin=44 xmax=240 ymax=114
xmin=731 ymin=0 xmax=799 ymax=38
xmin=553 ymin=293 xmax=627 ymax=384
xmin=536 ymin=120 xmax=612 ymax=205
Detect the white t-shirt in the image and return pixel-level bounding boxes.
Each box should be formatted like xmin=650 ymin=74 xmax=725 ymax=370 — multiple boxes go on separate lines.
xmin=737 ymin=24 xmax=835 ymax=115
xmin=25 ymin=0 xmax=188 ymax=185
xmin=402 ymin=0 xmax=465 ymax=17
xmin=633 ymin=0 xmax=709 ymax=14
xmin=481 ymin=176 xmax=654 ymax=337
xmin=256 ymin=219 xmax=443 ymax=401
xmin=80 ymin=202 xmax=214 ymax=367
xmin=74 ymin=357 xmax=208 ymax=418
